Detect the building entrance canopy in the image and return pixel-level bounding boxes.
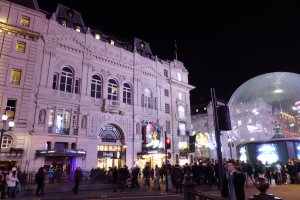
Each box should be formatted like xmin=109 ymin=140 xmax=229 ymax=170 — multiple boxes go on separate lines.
xmin=36 ymin=148 xmax=86 ymax=157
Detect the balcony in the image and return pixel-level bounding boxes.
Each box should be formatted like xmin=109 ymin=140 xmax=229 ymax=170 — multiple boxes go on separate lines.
xmin=102 ymin=99 xmax=124 ymax=115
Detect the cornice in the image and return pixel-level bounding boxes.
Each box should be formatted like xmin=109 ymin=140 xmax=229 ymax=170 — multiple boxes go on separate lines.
xmin=0 ymin=22 xmax=40 ymax=41
xmin=169 ymin=79 xmax=195 ymax=91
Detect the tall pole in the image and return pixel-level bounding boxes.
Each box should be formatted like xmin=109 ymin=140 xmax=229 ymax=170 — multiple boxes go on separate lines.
xmin=164 ymin=131 xmax=168 ymax=192
xmin=210 ymin=88 xmax=224 ymax=194
xmin=0 ymin=120 xmax=6 ymax=152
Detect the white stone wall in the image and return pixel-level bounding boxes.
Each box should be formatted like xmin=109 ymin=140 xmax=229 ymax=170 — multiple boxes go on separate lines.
xmin=0 ymin=1 xmax=194 ymax=171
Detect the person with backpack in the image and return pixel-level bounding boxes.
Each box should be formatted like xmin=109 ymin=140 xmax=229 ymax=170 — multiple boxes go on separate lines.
xmin=35 ymin=167 xmax=45 ymax=196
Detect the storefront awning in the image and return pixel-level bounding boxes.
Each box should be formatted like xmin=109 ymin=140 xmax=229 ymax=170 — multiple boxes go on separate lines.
xmin=36 ymin=149 xmax=86 ymax=157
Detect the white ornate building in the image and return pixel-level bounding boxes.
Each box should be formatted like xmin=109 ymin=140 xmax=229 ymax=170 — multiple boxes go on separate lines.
xmin=0 ymin=0 xmax=194 ymax=172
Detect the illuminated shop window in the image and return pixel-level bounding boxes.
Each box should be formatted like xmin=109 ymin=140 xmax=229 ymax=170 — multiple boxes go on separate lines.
xmin=1 ymin=135 xmax=13 ymax=149
xmin=16 ymin=41 xmax=26 ymax=53
xmin=10 ymin=69 xmax=21 ymax=85
xmin=20 ymin=16 xmax=30 ymax=27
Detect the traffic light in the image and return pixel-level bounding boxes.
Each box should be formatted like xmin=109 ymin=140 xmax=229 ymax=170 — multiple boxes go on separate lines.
xmin=165 ymin=137 xmax=171 ymax=149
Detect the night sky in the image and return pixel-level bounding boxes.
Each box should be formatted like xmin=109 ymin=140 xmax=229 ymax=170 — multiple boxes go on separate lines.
xmin=37 ymin=1 xmax=300 ymax=106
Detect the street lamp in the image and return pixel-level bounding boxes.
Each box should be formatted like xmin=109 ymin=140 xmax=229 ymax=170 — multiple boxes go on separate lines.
xmin=0 ymin=114 xmax=15 ymax=152
xmin=123 ymin=143 xmax=127 ymax=165
xmin=227 ymin=137 xmax=234 ymax=160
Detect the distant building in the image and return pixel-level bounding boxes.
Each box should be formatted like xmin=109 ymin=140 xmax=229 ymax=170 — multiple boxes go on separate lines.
xmin=0 ymin=0 xmax=194 ymax=172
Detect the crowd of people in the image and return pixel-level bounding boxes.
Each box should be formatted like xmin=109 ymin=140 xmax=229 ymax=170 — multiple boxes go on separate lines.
xmin=1 ymin=158 xmax=300 ymax=199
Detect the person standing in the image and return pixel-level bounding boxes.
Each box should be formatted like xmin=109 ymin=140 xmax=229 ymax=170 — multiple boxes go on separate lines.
xmin=35 ymin=167 xmax=45 ymax=196
xmin=48 ymin=167 xmax=55 ymax=184
xmin=222 ymin=160 xmax=246 ymax=200
xmin=6 ymin=167 xmax=19 ymax=198
xmin=73 ymin=167 xmax=83 ymax=194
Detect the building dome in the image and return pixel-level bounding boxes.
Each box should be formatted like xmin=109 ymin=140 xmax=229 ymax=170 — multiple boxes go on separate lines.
xmin=228 ymin=72 xmax=300 ymax=143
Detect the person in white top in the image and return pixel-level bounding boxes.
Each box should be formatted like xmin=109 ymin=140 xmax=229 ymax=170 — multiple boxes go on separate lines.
xmin=275 ymin=162 xmax=282 ymax=184
xmin=6 ymin=167 xmax=19 ymax=198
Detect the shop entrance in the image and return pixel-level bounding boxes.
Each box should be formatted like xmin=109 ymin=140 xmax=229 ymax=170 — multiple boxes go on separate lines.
xmin=137 ymin=153 xmax=165 ymax=169
xmin=97 ymin=158 xmax=120 ymax=170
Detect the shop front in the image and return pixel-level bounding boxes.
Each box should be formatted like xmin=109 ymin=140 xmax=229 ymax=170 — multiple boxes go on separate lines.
xmin=97 ymin=145 xmax=122 ymax=170
xmin=137 ymin=122 xmax=165 ymax=169
xmin=35 ymin=148 xmax=86 ymax=174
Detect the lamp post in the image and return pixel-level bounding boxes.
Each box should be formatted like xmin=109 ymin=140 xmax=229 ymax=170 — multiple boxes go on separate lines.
xmin=0 ymin=114 xmax=15 ymax=152
xmin=227 ymin=137 xmax=234 ymax=160
xmin=123 ymin=143 xmax=127 ymax=165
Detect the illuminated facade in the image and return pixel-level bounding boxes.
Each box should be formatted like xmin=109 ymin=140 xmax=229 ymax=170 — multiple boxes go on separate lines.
xmin=0 ymin=0 xmax=194 ymax=172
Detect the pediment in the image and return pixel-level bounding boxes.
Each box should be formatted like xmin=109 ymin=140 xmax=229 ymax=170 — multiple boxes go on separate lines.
xmin=45 ymin=35 xmax=94 ymax=54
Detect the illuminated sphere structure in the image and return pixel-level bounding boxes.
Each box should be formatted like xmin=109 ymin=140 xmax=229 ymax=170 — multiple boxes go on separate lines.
xmin=228 ymin=72 xmax=300 ymax=143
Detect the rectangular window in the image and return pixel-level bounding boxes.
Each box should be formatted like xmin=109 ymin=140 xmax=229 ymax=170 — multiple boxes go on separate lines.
xmin=178 ymin=93 xmax=183 ymax=100
xmin=164 ymin=89 xmax=169 ymax=97
xmin=166 ymin=121 xmax=171 ymax=134
xmin=16 ymin=41 xmax=26 ymax=53
xmin=20 ymin=16 xmax=30 ymax=27
xmin=9 ymin=69 xmax=21 ymax=85
xmin=75 ymin=25 xmax=81 ymax=32
xmin=5 ymin=99 xmax=17 ymax=119
xmin=177 ymin=72 xmax=182 ymax=81
xmin=55 ymin=108 xmax=71 ymax=135
xmin=75 ymin=79 xmax=80 ymax=94
xmin=165 ymin=103 xmax=170 ymax=114
xmin=179 ymin=122 xmax=186 ymax=136
xmin=72 ymin=111 xmax=78 ymax=135
xmin=61 ymin=20 xmax=67 ymax=26
xmin=164 ymin=69 xmax=168 ymax=78
xmin=48 ymin=108 xmax=54 ymax=133
xmin=52 ymin=73 xmax=59 ymax=89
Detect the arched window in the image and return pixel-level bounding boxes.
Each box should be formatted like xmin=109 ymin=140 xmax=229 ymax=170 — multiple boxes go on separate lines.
xmin=108 ymin=79 xmax=118 ymax=100
xmin=91 ymin=75 xmax=102 ymax=99
xmin=144 ymin=88 xmax=151 ymax=109
xmin=178 ymin=105 xmax=185 ymax=119
xmin=1 ymin=135 xmax=13 ymax=149
xmin=123 ymin=83 xmax=131 ymax=104
xmin=60 ymin=67 xmax=73 ymax=93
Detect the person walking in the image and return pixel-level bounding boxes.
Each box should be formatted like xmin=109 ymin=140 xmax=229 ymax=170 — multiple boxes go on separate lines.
xmin=222 ymin=160 xmax=246 ymax=200
xmin=73 ymin=167 xmax=83 ymax=194
xmin=35 ymin=167 xmax=45 ymax=196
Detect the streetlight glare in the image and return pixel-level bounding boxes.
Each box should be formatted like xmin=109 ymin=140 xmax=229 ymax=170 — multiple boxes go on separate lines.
xmin=9 ymin=121 xmax=15 ymax=128
xmin=2 ymin=114 xmax=8 ymax=121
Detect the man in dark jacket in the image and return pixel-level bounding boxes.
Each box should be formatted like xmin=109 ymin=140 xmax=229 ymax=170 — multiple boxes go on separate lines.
xmin=222 ymin=160 xmax=246 ymax=200
xmin=35 ymin=167 xmax=45 ymax=196
xmin=74 ymin=167 xmax=83 ymax=194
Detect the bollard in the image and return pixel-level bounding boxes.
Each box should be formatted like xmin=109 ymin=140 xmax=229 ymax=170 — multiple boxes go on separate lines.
xmin=248 ymin=177 xmax=283 ymax=200
xmin=182 ymin=172 xmax=196 ymax=200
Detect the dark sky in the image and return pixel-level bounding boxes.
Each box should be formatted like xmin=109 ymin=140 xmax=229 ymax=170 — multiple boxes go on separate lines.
xmin=37 ymin=0 xmax=300 ymax=106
